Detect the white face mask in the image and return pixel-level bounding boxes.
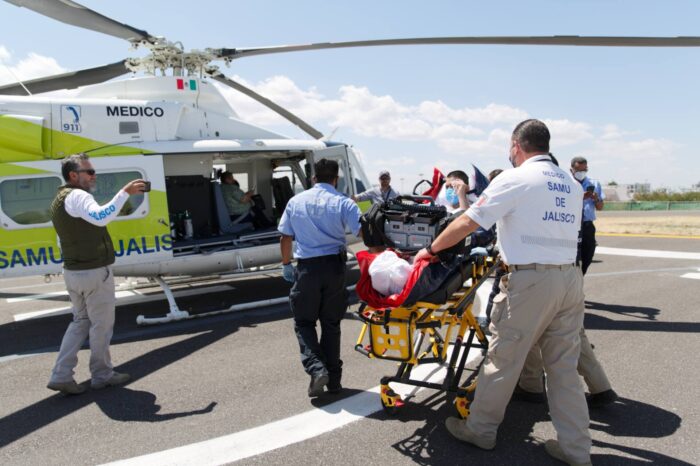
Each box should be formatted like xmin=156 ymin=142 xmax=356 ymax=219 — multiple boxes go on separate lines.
xmin=573 ymin=170 xmax=587 ymax=181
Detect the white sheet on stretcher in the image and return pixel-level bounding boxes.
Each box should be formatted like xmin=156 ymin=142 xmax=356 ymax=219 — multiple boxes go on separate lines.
xmin=368 ymin=250 xmax=412 ymax=296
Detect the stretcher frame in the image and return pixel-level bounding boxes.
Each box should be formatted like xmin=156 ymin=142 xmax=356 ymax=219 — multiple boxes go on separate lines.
xmin=354 ymin=254 xmax=500 ymax=418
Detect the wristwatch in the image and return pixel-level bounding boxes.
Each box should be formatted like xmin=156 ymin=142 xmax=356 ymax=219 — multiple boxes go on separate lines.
xmin=426 ymin=244 xmax=436 ymax=256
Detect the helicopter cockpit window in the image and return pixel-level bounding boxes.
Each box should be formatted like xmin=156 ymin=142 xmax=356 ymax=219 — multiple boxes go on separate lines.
xmin=0 ymin=176 xmax=62 ymax=226
xmin=93 ymin=171 xmax=147 ymax=217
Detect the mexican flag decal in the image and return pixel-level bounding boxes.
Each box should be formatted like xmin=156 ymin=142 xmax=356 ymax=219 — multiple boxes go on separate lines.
xmin=176 ymin=78 xmax=197 ymax=91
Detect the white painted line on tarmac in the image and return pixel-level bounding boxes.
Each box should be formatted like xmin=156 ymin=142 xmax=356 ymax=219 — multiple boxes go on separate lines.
xmin=586 ymin=266 xmax=699 ymax=278
xmin=680 ymin=272 xmax=700 ymax=280
xmin=7 ymin=289 xmax=70 ymax=303
xmin=595 ymin=247 xmax=700 ymax=260
xmin=103 ymin=344 xmax=484 ymax=466
xmin=12 ymin=285 xmax=233 ymax=322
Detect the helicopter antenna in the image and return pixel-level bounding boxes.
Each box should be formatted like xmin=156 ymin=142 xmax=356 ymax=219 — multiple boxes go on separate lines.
xmin=322 ymin=127 xmax=340 ymax=141
xmin=0 ymin=61 xmax=32 ymax=95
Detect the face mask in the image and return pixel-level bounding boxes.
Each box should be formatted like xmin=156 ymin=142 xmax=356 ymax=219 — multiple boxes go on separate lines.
xmin=445 ymin=187 xmax=459 ymax=206
xmin=573 ymin=171 xmax=587 ymax=181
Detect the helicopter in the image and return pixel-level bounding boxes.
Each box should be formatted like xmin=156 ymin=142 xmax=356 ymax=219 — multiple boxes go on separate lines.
xmin=1 ymin=0 xmax=698 ymax=324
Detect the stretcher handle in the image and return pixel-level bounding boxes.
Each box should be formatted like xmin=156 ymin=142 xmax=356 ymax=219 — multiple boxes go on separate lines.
xmin=393 ymin=195 xmax=436 ymax=205
xmin=354 ymin=344 xmax=372 ymax=358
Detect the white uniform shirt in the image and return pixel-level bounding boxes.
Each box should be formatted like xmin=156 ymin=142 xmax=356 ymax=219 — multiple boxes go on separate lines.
xmin=64 ymin=189 xmax=130 ymax=227
xmin=465 ymin=155 xmax=583 ymax=265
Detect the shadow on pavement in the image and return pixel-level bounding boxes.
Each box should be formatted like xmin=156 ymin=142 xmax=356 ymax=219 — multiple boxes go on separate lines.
xmin=585 ymin=300 xmax=660 ymax=320
xmin=584 ymin=313 xmax=700 ymax=334
xmin=0 ymin=306 xmax=291 ymax=448
xmin=94 ymin=387 xmax=217 ymax=422
xmin=388 ymin=393 xmax=686 ymax=465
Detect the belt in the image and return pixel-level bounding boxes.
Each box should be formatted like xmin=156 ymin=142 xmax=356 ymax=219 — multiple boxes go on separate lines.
xmin=297 ymin=252 xmax=346 ymax=264
xmin=507 ymin=263 xmax=575 ymax=272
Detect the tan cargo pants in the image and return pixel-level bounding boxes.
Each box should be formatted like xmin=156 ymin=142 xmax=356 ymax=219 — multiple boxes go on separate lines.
xmin=466 ymin=265 xmax=591 ymax=464
xmin=49 ymin=266 xmax=116 ymax=386
xmin=520 ymin=327 xmax=612 ymax=394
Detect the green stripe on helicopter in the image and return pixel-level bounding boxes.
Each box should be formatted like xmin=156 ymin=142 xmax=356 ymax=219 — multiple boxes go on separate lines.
xmin=0 ymin=114 xmax=154 ymax=163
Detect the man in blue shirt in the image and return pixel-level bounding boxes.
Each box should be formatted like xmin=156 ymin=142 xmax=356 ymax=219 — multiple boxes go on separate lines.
xmin=279 ymin=158 xmax=362 ymax=397
xmin=571 ymin=156 xmax=605 ymax=274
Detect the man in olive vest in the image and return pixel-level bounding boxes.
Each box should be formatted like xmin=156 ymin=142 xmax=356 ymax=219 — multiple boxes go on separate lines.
xmin=47 ymin=153 xmax=146 ymax=395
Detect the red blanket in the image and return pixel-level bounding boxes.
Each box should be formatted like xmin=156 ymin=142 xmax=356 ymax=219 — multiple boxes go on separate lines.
xmin=356 ymin=250 xmax=432 ymax=309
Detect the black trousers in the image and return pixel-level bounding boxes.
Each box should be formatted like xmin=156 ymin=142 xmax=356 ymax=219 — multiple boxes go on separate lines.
xmin=580 ymin=221 xmax=597 ymax=275
xmin=289 ymin=254 xmax=347 ymax=385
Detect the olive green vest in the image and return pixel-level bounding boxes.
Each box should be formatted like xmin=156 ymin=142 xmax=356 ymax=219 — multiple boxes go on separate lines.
xmin=51 ymin=185 xmax=115 ymax=270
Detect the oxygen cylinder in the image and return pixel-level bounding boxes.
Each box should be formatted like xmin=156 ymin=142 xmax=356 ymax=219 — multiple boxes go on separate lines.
xmin=184 ymin=210 xmax=194 ymax=239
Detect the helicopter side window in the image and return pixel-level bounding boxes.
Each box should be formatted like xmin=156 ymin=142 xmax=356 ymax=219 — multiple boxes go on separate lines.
xmin=0 ymin=176 xmax=62 ymax=226
xmin=93 ymin=171 xmax=147 ymax=217
xmin=336 ymin=164 xmax=348 ymax=195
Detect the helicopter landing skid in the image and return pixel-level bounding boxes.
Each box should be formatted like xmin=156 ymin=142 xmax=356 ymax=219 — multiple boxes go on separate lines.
xmin=136 ymin=275 xmax=190 ymax=325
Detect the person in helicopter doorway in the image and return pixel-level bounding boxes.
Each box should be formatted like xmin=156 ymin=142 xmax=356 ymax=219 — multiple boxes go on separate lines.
xmin=219 ymin=171 xmax=274 ymax=229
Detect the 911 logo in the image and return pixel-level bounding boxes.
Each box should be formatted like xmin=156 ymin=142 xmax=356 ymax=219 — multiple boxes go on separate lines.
xmin=60 ymin=105 xmax=82 ymax=133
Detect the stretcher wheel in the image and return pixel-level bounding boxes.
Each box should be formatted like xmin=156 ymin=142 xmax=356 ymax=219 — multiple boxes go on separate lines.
xmin=455 ymin=389 xmax=471 ymax=419
xmin=380 ymin=385 xmax=403 ymax=416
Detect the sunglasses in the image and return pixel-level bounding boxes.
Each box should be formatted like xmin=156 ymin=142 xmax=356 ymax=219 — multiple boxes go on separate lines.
xmin=75 ymin=169 xmax=96 ymax=176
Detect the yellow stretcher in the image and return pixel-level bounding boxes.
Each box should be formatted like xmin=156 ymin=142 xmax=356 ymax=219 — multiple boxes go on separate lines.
xmin=354 ymin=254 xmax=499 ymax=418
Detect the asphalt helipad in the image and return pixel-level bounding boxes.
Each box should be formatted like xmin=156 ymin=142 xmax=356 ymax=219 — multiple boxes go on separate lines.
xmin=1 ymin=235 xmax=698 ymax=465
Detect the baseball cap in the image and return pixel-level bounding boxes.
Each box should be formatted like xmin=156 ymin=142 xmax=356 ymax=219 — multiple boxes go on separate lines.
xmin=379 ymin=170 xmax=391 ymax=178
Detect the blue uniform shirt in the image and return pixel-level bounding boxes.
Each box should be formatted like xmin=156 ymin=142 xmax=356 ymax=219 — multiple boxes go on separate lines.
xmin=580 ymin=177 xmax=604 ymax=222
xmin=278 ymin=183 xmax=362 ymax=259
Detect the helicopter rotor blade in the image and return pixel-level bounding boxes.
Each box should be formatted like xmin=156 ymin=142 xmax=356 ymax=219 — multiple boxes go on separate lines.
xmin=210 ymin=73 xmax=324 ymax=140
xmin=0 ymin=60 xmax=130 ymax=95
xmin=4 ymin=0 xmax=157 ymax=44
xmin=215 ymin=35 xmax=700 ymax=60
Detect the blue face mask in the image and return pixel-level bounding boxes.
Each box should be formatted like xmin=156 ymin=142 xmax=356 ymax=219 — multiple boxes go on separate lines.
xmin=445 ymin=187 xmax=459 ymax=206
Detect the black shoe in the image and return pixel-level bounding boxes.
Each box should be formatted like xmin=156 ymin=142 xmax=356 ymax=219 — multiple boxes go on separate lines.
xmin=512 ymin=384 xmax=546 ymax=404
xmin=308 ymin=373 xmax=329 ymax=397
xmin=586 ymin=389 xmax=618 ymax=408
xmin=327 ymin=383 xmax=343 ymax=394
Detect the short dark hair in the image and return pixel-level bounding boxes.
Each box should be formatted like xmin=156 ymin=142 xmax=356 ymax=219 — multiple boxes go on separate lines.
xmin=571 ymin=156 xmax=587 ymax=167
xmin=61 ymin=153 xmax=90 ymax=182
xmin=488 ymin=169 xmax=503 ymax=181
xmin=446 ymin=170 xmax=469 ymax=184
xmin=512 ymin=119 xmax=550 ymax=153
xmin=314 ymin=158 xmax=339 ymax=184
xmin=220 ymin=171 xmax=233 ymax=183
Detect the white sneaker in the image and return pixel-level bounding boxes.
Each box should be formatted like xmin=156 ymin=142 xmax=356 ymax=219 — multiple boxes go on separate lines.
xmin=544 ymin=440 xmax=592 ymax=466
xmin=91 ymin=372 xmax=131 ymax=389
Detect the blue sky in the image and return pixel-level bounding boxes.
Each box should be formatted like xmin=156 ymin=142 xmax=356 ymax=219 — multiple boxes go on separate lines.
xmin=1 ymin=0 xmax=699 ymax=191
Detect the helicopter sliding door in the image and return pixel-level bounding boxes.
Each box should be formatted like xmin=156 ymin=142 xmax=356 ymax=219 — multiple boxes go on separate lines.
xmin=0 ymin=154 xmax=171 ymax=278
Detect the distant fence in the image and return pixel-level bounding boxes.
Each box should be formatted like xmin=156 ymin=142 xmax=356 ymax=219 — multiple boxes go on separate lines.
xmin=604 ymin=201 xmax=700 ymax=211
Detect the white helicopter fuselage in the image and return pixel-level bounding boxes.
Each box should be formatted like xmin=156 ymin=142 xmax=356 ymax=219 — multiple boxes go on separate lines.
xmin=0 ymin=76 xmax=372 ymax=279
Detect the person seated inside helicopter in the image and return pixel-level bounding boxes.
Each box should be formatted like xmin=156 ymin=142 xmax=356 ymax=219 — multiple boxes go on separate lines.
xmin=219 ymin=171 xmax=274 ymax=229
xmin=436 ymin=170 xmax=471 ymax=214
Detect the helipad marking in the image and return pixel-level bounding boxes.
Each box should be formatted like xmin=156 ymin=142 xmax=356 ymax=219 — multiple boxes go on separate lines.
xmin=12 ymin=285 xmax=233 ymax=321
xmin=597 ymin=233 xmax=700 ymax=240
xmin=103 ymin=340 xmax=484 ymax=465
xmin=103 ymin=362 xmax=477 ymax=465
xmin=595 ymin=247 xmax=700 ymax=260
xmin=7 ymin=289 xmax=70 ymax=303
xmin=586 ymin=266 xmax=699 ymax=278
